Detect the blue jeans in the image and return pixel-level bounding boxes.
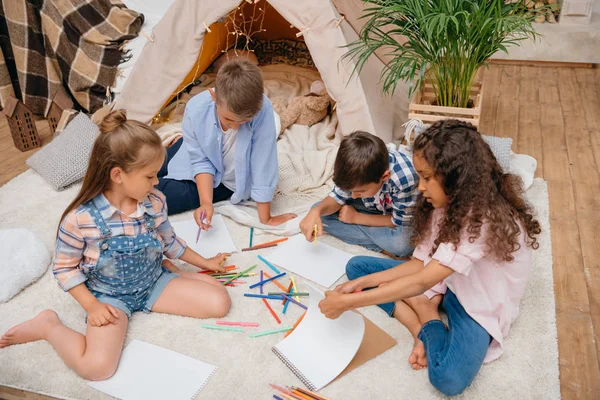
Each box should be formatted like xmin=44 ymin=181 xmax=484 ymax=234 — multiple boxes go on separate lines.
xmin=156 ymin=138 xmax=233 ymax=215
xmin=321 ymin=200 xmax=413 ymax=257
xmin=346 ymin=256 xmax=491 ymax=397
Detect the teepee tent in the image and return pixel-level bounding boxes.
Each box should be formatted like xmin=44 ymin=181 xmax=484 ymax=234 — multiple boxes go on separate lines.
xmin=113 ymin=0 xmax=408 ymax=143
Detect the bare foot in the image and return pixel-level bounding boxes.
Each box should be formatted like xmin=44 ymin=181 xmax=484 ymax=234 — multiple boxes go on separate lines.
xmin=408 ymin=339 xmax=428 ymax=370
xmin=405 ymin=294 xmax=443 ymax=324
xmin=0 ymin=310 xmax=60 ymax=349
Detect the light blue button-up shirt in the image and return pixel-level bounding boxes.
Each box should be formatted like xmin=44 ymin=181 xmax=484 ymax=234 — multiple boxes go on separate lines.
xmin=164 ymin=91 xmax=278 ymax=204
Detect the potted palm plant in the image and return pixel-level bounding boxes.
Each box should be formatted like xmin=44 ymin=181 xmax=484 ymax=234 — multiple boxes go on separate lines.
xmin=346 ymin=0 xmax=541 ymax=128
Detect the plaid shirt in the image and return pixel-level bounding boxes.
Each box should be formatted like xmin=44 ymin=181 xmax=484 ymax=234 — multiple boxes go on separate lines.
xmin=52 ymin=189 xmax=186 ymax=292
xmin=330 ymin=149 xmax=419 ymax=226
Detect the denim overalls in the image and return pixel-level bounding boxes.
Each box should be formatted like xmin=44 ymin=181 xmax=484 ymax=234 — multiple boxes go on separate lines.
xmin=83 ymin=197 xmax=178 ymax=318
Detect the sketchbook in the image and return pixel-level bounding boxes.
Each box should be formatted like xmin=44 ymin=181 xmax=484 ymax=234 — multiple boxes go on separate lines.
xmin=272 ymin=284 xmax=397 ymax=391
xmin=87 ymin=340 xmax=217 ymax=400
xmin=171 ymin=214 xmax=237 ymax=258
xmin=264 ymin=234 xmax=353 ymax=288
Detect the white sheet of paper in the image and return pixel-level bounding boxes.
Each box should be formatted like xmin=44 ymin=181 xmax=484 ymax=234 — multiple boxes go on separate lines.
xmin=87 ymin=340 xmax=217 ymax=400
xmin=273 ymin=283 xmax=365 ymax=391
xmin=264 ymin=234 xmax=353 ymax=287
xmin=171 ymin=214 xmax=237 ymax=258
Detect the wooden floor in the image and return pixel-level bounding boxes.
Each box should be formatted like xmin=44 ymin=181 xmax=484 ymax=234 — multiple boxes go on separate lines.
xmin=1 ymin=64 xmax=600 ymax=399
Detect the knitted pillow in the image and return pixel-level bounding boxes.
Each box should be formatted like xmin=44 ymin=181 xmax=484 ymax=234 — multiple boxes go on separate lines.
xmin=27 ymin=112 xmax=99 ymax=191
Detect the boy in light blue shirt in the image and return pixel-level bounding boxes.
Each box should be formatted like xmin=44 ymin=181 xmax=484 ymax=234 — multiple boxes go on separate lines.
xmin=157 ymin=60 xmax=296 ymax=229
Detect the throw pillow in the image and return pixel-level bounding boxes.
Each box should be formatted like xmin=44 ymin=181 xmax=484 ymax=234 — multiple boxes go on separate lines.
xmin=27 ymin=112 xmax=99 ymax=191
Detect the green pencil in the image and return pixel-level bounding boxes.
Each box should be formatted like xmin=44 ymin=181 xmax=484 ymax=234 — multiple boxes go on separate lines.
xmin=268 ymin=292 xmax=309 ymax=297
xmin=201 ymin=324 xmax=244 ymax=332
xmin=248 ymin=326 xmax=293 ymax=338
xmin=222 ymin=264 xmax=257 ymax=285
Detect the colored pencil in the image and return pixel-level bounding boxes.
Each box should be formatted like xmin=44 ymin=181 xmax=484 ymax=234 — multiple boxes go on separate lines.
xmin=313 ymin=224 xmax=318 ymax=246
xmin=273 ymin=395 xmax=284 ymax=400
xmin=196 ymin=211 xmax=205 ymax=243
xmin=281 ymin=294 xmax=308 ymax=310
xmin=216 ymin=321 xmax=259 ymax=327
xmin=249 ymin=326 xmax=293 ymax=338
xmin=284 ymin=311 xmax=306 ymax=338
xmin=253 ymin=237 xmax=289 ymax=248
xmin=262 ymin=298 xmax=281 ymax=324
xmin=198 ymin=265 xmax=236 ymax=274
xmin=270 ymin=384 xmax=305 ymax=400
xmin=282 ymin=287 xmax=292 ymax=315
xmin=249 ymin=227 xmax=254 ymax=247
xmin=258 ymin=254 xmax=281 ymax=274
xmin=263 ymin=271 xmax=288 ymax=292
xmin=201 ymin=324 xmax=243 ymax=332
xmin=282 ymin=282 xmax=293 ymax=305
xmin=288 ymin=388 xmax=313 ymax=400
xmin=249 ymin=272 xmax=286 ymax=289
xmin=222 ymin=264 xmax=256 ymax=285
xmin=291 ymin=275 xmax=299 ymax=301
xmin=259 ymin=270 xmax=264 ymax=294
xmin=241 ymin=243 xmax=278 ymax=252
xmin=244 ymin=293 xmax=284 ymax=300
xmin=269 ymin=292 xmax=309 ymax=296
xmin=293 ymin=387 xmax=331 ymax=400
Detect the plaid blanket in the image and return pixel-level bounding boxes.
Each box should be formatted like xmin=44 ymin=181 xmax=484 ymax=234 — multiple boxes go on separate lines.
xmin=0 ymin=0 xmax=143 ymax=115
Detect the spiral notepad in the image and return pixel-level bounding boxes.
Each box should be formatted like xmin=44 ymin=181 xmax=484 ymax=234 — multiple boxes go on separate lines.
xmin=87 ymin=340 xmax=217 ymax=400
xmin=272 ymin=284 xmax=366 ymax=391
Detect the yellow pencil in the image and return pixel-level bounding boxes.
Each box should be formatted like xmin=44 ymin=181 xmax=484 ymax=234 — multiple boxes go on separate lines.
xmin=291 ymin=275 xmax=299 ymax=301
xmin=313 ymin=224 xmax=318 ymax=246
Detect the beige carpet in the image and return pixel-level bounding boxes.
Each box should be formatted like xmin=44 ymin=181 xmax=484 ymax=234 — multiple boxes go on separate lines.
xmin=0 ymin=171 xmax=559 ymax=400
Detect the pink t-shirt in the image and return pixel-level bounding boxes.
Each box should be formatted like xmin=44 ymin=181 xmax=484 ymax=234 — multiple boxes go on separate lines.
xmin=414 ymin=208 xmax=532 ymax=363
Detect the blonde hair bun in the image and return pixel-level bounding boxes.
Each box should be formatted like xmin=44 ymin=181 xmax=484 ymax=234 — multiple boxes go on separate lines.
xmin=100 ymin=109 xmax=127 ymax=134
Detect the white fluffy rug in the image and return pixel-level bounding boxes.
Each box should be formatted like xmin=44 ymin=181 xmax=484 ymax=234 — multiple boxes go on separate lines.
xmin=0 ymin=171 xmax=559 ymax=400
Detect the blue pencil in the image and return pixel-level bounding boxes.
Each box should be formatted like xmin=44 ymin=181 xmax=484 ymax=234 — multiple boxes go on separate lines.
xmin=282 ymin=287 xmax=293 ymax=315
xmin=281 ymin=294 xmax=308 ymax=310
xmin=244 ymin=293 xmax=283 ymax=300
xmin=273 ymin=395 xmax=284 ymax=400
xmin=249 ymin=272 xmax=286 ymax=289
xmin=258 ymin=255 xmax=281 ymax=274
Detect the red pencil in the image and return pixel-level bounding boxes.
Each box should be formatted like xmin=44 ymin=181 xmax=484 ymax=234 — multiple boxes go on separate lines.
xmin=262 ymin=298 xmax=281 ymax=324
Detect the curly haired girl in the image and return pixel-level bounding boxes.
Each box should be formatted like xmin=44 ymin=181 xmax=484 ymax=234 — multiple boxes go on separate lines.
xmin=319 ymin=119 xmax=541 ymax=396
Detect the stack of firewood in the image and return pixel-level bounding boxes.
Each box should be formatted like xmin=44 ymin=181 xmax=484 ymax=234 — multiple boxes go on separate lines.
xmin=507 ymin=0 xmax=561 ymax=23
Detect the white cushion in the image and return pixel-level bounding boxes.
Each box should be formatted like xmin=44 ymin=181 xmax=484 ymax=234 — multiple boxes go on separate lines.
xmin=0 ymin=229 xmax=51 ymax=303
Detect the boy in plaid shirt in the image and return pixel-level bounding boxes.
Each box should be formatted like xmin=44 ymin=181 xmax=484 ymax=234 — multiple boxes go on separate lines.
xmin=300 ymin=131 xmax=419 ymax=257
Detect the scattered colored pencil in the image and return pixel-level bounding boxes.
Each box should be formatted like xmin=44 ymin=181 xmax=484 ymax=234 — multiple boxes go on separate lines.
xmin=253 ymin=237 xmax=289 ymax=248
xmin=216 ymin=321 xmax=259 ymax=327
xmin=269 ymin=292 xmax=309 ymax=297
xmin=290 ymin=275 xmax=299 ymax=301
xmin=196 ymin=211 xmax=205 ymax=243
xmin=281 ymin=294 xmax=308 ymax=310
xmin=249 ymin=272 xmax=286 ymax=289
xmin=258 ymin=254 xmax=281 ymax=274
xmin=292 ymin=386 xmax=331 ymax=400
xmin=313 ymin=224 xmax=318 ymax=246
xmin=263 ymin=271 xmax=288 ymax=292
xmin=289 ymin=388 xmax=313 ymax=400
xmin=259 ymin=270 xmax=264 ymax=294
xmin=273 ymin=395 xmax=284 ymax=400
xmin=284 ymin=311 xmax=306 ymax=338
xmin=244 ymin=293 xmax=283 ymax=300
xmin=198 ymin=265 xmax=236 ymax=274
xmin=241 ymin=243 xmax=278 ymax=252
xmin=282 ymin=282 xmax=293 ymax=305
xmin=249 ymin=326 xmax=293 ymax=338
xmin=282 ymin=287 xmax=292 ymax=315
xmin=249 ymin=227 xmax=254 ymax=247
xmin=262 ymin=298 xmax=281 ymax=324
xmin=201 ymin=324 xmax=243 ymax=332
xmin=222 ymin=264 xmax=256 ymax=285
xmin=270 ymin=384 xmax=304 ymax=400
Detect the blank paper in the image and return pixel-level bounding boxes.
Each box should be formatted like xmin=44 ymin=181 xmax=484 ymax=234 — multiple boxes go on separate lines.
xmin=87 ymin=340 xmax=217 ymax=400
xmin=264 ymin=234 xmax=353 ymax=288
xmin=171 ymin=214 xmax=237 ymax=258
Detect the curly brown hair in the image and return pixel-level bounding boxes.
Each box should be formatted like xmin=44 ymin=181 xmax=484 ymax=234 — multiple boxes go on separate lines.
xmin=411 ymin=119 xmax=541 ymax=262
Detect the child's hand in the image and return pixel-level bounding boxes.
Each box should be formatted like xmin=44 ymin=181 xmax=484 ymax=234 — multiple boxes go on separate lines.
xmin=319 ymin=291 xmax=350 ymax=319
xmin=87 ymin=301 xmax=120 ymax=327
xmin=334 ymin=277 xmax=369 ymax=294
xmin=204 ymin=253 xmax=229 ymax=272
xmin=264 ymin=213 xmax=297 ymax=226
xmin=194 ymin=204 xmax=214 ymax=231
xmin=338 ymin=205 xmax=358 ymax=224
xmin=299 ymin=210 xmax=323 ymax=242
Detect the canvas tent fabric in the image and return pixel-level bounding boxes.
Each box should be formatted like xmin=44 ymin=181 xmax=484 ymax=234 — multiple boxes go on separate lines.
xmin=112 ymin=0 xmax=405 ymax=142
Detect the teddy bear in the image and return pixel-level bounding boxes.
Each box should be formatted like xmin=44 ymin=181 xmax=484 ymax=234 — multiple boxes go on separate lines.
xmin=271 ymin=80 xmax=333 ymax=134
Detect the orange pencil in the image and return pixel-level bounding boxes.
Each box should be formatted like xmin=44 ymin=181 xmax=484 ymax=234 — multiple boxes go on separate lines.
xmin=252 ymin=237 xmax=288 ymax=248
xmin=290 ymin=389 xmax=313 ymax=400
xmin=262 ymin=298 xmax=281 ymax=324
xmin=284 ymin=311 xmax=306 ymax=338
xmin=282 ymin=282 xmax=293 ymax=305
xmin=264 ymin=271 xmax=288 ymax=292
xmin=293 ymin=387 xmax=331 ymax=400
